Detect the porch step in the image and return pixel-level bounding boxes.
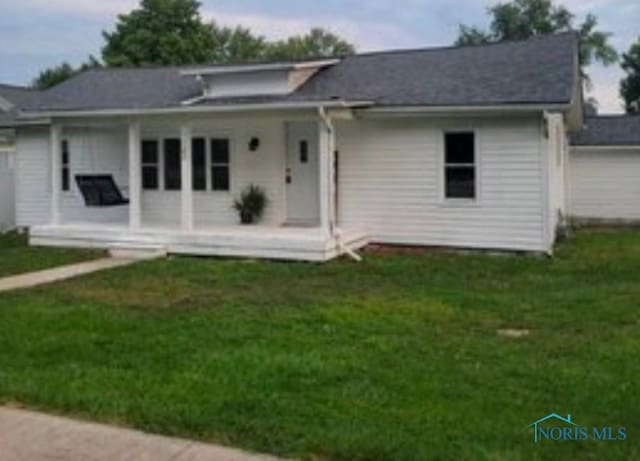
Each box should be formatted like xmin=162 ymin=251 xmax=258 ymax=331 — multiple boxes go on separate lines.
xmin=108 ymin=244 xmax=167 ymax=260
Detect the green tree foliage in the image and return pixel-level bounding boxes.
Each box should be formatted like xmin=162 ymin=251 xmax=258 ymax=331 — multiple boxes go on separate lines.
xmin=620 ymin=39 xmax=640 ymax=113
xmin=264 ymin=28 xmax=355 ymax=61
xmin=456 ymin=0 xmax=617 ymax=84
xmin=208 ymin=23 xmax=267 ymax=64
xmin=32 ymin=56 xmax=101 ymax=90
xmin=33 ymin=0 xmax=355 ymax=87
xmin=102 ymin=0 xmax=216 ymax=66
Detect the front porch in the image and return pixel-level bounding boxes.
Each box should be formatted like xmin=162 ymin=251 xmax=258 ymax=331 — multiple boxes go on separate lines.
xmin=30 ymin=223 xmax=369 ymax=262
xmin=38 ymin=110 xmax=369 ymax=261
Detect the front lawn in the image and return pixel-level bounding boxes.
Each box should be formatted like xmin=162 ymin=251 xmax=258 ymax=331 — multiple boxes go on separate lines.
xmin=0 ymin=229 xmax=638 ymax=460
xmin=0 ymin=232 xmax=104 ymax=277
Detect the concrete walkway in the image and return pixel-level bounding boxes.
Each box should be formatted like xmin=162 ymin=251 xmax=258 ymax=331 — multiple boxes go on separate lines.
xmin=0 ymin=258 xmax=136 ymax=293
xmin=0 ymin=407 xmax=285 ymax=461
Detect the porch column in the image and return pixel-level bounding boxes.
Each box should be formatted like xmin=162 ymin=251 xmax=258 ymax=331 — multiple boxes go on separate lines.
xmin=50 ymin=123 xmax=62 ymax=225
xmin=128 ymin=120 xmax=142 ymax=230
xmin=180 ymin=123 xmax=194 ymax=231
xmin=318 ymin=111 xmax=336 ymax=235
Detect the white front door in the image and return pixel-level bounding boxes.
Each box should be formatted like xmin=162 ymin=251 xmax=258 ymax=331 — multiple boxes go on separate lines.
xmin=286 ymin=122 xmax=319 ymax=224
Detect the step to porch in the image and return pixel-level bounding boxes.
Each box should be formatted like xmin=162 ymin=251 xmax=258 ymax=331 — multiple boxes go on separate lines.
xmin=108 ymin=243 xmax=168 ymax=260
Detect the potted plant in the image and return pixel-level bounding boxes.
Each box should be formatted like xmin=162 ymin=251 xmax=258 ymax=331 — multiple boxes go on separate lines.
xmin=233 ymin=184 xmax=268 ymax=224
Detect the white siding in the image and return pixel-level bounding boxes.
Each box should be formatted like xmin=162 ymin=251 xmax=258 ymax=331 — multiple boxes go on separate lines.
xmin=545 ymin=113 xmax=569 ymax=245
xmin=335 ymin=116 xmax=548 ymax=252
xmin=569 ymin=148 xmax=640 ymax=220
xmin=203 ymin=70 xmax=291 ymax=98
xmin=138 ymin=116 xmax=287 ymax=228
xmin=15 ymin=127 xmax=50 ymax=226
xmin=0 ymin=151 xmax=14 ymax=231
xmin=61 ymin=127 xmax=129 ymax=224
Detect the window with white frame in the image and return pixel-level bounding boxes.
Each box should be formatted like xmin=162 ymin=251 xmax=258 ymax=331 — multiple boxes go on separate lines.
xmin=164 ymin=138 xmax=181 ymax=190
xmin=444 ymin=132 xmax=476 ymax=200
xmin=61 ymin=140 xmax=70 ymax=192
xmin=192 ymin=137 xmax=207 ymax=191
xmin=210 ymin=138 xmax=230 ymax=191
xmin=141 ymin=140 xmax=159 ymax=190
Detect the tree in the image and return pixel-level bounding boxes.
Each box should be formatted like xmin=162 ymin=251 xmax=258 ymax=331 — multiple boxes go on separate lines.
xmin=264 ymin=28 xmax=355 ymax=61
xmin=33 ymin=0 xmax=356 ymax=87
xmin=620 ymin=38 xmax=640 ymax=113
xmin=208 ymin=23 xmax=267 ymax=64
xmin=102 ymin=0 xmax=216 ymax=66
xmin=456 ymin=0 xmax=617 ymax=84
xmin=32 ymin=56 xmax=101 ymax=90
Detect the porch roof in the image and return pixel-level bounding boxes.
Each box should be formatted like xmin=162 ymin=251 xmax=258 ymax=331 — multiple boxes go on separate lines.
xmin=16 ymin=32 xmax=578 ymax=118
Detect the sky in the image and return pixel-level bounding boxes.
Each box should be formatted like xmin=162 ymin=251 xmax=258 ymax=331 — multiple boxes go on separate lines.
xmin=0 ymin=0 xmax=637 ymax=113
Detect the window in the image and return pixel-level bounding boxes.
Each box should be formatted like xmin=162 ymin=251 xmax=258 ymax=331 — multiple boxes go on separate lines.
xmin=192 ymin=138 xmax=206 ymax=191
xmin=61 ymin=140 xmax=70 ymax=191
xmin=164 ymin=138 xmax=181 ymax=190
xmin=141 ymin=140 xmax=159 ymax=190
xmin=444 ymin=132 xmax=476 ymax=199
xmin=299 ymin=140 xmax=309 ymax=163
xmin=211 ymin=138 xmax=230 ymax=191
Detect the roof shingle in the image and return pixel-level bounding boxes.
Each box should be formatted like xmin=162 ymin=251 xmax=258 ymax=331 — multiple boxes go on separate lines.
xmin=19 ymin=32 xmax=578 ymax=114
xmin=571 ymin=116 xmax=640 ymax=146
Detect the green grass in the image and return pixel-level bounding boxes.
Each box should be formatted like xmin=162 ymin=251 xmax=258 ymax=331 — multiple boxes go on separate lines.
xmin=0 ymin=232 xmax=104 ymax=277
xmin=0 ymin=229 xmax=638 ymax=460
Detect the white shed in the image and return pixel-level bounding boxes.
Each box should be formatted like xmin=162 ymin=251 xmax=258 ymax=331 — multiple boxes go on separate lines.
xmin=569 ymin=116 xmax=640 ymax=222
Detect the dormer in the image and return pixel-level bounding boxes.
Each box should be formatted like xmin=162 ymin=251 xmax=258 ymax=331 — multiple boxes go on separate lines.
xmin=180 ymin=59 xmax=339 ymax=102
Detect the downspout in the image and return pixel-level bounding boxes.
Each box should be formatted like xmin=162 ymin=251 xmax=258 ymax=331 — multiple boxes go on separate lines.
xmin=318 ymin=106 xmax=362 ymax=262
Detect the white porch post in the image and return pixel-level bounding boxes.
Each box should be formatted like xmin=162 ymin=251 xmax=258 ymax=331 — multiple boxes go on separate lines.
xmin=318 ymin=109 xmax=336 ymax=236
xmin=50 ymin=123 xmax=62 ymax=225
xmin=128 ymin=120 xmax=142 ymax=230
xmin=180 ymin=123 xmax=194 ymax=231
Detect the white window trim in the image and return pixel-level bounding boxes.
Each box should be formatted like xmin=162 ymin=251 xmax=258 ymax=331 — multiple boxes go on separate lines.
xmin=439 ymin=128 xmax=481 ymax=205
xmin=141 ymin=139 xmax=161 ymax=191
xmin=141 ymin=132 xmax=233 ymax=193
xmin=61 ymin=138 xmax=72 ymax=195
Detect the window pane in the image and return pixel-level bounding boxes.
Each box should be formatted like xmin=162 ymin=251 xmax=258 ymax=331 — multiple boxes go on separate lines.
xmin=192 ymin=138 xmax=206 ymax=191
xmin=62 ymin=168 xmax=69 ymax=192
xmin=211 ymin=138 xmax=229 ymax=164
xmin=445 ymin=167 xmax=475 ymax=199
xmin=212 ymin=166 xmax=229 ymax=191
xmin=300 ymin=140 xmax=308 ymax=163
xmin=445 ymin=132 xmax=474 ymax=164
xmin=142 ymin=140 xmax=158 ymax=164
xmin=142 ymin=166 xmax=158 ymax=190
xmin=164 ymin=138 xmax=181 ymax=190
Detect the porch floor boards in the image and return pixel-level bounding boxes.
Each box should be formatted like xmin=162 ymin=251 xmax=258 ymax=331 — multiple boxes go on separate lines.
xmin=29 ymin=223 xmax=370 ymax=262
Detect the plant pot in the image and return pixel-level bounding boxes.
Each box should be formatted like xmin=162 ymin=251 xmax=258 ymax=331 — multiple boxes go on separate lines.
xmin=240 ymin=211 xmax=254 ymax=225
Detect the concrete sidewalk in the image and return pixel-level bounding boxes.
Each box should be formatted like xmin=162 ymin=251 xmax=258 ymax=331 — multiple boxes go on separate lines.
xmin=0 ymin=407 xmax=286 ymax=461
xmin=0 ymin=258 xmax=136 ymax=293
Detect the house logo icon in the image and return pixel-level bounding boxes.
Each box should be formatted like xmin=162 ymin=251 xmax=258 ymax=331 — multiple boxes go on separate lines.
xmin=529 ymin=414 xmax=577 ymax=443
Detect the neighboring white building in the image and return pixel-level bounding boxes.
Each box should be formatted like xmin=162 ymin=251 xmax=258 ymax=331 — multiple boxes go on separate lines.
xmin=569 ymin=115 xmax=640 ymax=223
xmin=6 ymin=33 xmax=584 ymax=260
xmin=0 ymin=84 xmax=36 ymax=231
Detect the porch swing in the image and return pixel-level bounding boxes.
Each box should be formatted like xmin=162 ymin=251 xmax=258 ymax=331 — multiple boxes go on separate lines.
xmin=75 ymin=175 xmax=130 ymax=207
xmin=70 ymin=129 xmax=130 ymax=207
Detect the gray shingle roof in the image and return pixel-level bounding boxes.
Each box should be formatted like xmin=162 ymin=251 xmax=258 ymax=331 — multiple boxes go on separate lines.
xmin=571 ymin=116 xmax=640 ymax=146
xmin=0 ymin=84 xmax=38 ymax=126
xmin=19 ymin=32 xmax=578 ymax=114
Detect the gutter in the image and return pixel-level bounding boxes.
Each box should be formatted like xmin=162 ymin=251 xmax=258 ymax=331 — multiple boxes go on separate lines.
xmin=571 ymin=145 xmax=640 ymax=152
xmin=17 ymin=100 xmax=374 ymax=120
xmin=360 ymin=103 xmax=572 ymax=117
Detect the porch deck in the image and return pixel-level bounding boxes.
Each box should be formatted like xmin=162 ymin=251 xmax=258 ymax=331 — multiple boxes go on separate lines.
xmin=30 ymin=224 xmax=370 ymax=262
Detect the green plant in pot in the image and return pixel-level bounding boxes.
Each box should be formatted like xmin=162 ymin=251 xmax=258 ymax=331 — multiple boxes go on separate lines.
xmin=233 ymin=184 xmax=268 ymax=224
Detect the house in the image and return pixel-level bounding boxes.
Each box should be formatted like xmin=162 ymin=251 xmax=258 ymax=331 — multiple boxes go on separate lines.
xmin=7 ymin=32 xmax=583 ymax=261
xmin=569 ymin=115 xmax=640 ymax=223
xmin=0 ymin=84 xmax=37 ymax=231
